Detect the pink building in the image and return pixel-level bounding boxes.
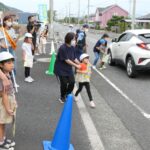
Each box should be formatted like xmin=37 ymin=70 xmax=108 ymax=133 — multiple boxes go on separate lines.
xmin=94 ymin=4 xmax=128 ymax=28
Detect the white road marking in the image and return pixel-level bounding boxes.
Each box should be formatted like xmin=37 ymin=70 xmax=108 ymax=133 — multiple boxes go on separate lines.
xmin=74 ymin=86 xmax=105 ymax=150
xmin=94 ymin=68 xmax=150 ymax=119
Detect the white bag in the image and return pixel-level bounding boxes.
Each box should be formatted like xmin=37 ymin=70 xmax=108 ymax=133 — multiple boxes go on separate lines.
xmin=102 ymin=54 xmax=109 ymax=63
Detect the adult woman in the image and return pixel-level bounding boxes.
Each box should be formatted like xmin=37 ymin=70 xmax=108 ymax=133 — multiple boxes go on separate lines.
xmin=54 ymin=32 xmax=80 ymax=103
xmin=92 ymin=34 xmax=109 ymax=69
xmin=0 ymin=15 xmax=20 ymax=75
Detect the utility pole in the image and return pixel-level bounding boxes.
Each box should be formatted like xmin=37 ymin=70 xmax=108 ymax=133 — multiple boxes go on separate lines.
xmin=78 ymin=0 xmax=80 ymax=26
xmin=49 ymin=0 xmax=54 ymax=39
xmin=69 ymin=3 xmax=71 ymax=24
xmin=131 ymin=0 xmax=136 ymax=29
xmin=87 ymin=0 xmax=90 ymax=23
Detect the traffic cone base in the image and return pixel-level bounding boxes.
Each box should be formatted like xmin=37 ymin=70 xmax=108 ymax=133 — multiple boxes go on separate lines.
xmin=45 ymin=52 xmax=56 ymax=76
xmin=45 ymin=70 xmax=54 ymax=75
xmin=43 ymin=141 xmax=74 ymax=150
xmin=42 ymin=94 xmax=74 ymax=150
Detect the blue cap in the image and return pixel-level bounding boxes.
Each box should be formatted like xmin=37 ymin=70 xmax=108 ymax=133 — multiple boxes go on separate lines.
xmin=100 ymin=39 xmax=106 ymax=44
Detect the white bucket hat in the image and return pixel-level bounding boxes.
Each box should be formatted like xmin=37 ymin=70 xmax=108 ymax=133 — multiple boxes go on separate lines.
xmin=0 ymin=52 xmax=14 ymax=62
xmin=80 ymin=53 xmax=89 ymax=61
xmin=24 ymin=33 xmax=33 ymax=38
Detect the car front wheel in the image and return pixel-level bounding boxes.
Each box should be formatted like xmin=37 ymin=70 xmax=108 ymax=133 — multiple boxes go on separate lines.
xmin=108 ymin=50 xmax=115 ymax=66
xmin=126 ymin=57 xmax=137 ymax=78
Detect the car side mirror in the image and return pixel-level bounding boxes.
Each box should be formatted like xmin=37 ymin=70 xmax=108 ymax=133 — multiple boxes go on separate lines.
xmin=112 ymin=38 xmax=118 ymax=42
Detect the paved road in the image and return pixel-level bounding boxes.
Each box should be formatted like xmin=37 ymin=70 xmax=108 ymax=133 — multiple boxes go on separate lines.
xmin=9 ymin=23 xmax=150 ymax=150
xmin=55 ymin=23 xmax=150 ymax=150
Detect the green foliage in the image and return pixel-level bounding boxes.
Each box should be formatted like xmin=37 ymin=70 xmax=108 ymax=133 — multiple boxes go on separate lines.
xmin=107 ymin=16 xmax=129 ymax=32
xmin=0 ymin=2 xmax=9 ymax=12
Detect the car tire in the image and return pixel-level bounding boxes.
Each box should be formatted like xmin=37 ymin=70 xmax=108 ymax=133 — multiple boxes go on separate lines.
xmin=126 ymin=57 xmax=137 ymax=78
xmin=108 ymin=50 xmax=115 ymax=66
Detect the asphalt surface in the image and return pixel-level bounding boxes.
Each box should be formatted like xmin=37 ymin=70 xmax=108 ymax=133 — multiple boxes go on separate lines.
xmin=54 ymin=23 xmax=150 ymax=150
xmin=6 ymin=23 xmax=150 ymax=150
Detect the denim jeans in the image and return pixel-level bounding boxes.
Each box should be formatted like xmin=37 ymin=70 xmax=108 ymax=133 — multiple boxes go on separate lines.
xmin=93 ymin=52 xmax=100 ymax=66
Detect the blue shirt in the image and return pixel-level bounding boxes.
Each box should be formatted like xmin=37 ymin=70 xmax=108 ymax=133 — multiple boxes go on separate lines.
xmin=93 ymin=39 xmax=107 ymax=53
xmin=54 ymin=44 xmax=76 ymax=76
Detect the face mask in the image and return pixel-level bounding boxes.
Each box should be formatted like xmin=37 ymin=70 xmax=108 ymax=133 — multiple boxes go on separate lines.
xmin=13 ymin=21 xmax=19 ymax=25
xmin=71 ymin=40 xmax=76 ymax=47
xmin=6 ymin=22 xmax=12 ymax=27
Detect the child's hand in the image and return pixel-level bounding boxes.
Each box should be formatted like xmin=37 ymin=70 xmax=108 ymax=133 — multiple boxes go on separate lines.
xmin=6 ymin=109 xmax=14 ymax=116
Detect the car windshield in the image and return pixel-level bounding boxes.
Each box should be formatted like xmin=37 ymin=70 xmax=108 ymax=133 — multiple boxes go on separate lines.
xmin=138 ymin=34 xmax=150 ymax=43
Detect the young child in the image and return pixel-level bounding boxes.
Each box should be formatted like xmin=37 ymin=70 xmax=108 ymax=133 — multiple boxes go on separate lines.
xmin=0 ymin=52 xmax=17 ymax=150
xmin=99 ymin=42 xmax=108 ymax=69
xmin=39 ymin=29 xmax=48 ymax=54
xmin=75 ymin=53 xmax=95 ymax=108
xmin=22 ymin=33 xmax=34 ymax=83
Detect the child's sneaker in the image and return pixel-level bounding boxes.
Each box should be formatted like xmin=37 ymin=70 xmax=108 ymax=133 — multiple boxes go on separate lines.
xmin=102 ymin=65 xmax=106 ymax=69
xmin=90 ymin=101 xmax=96 ymax=108
xmin=28 ymin=76 xmax=35 ymax=82
xmin=92 ymin=65 xmax=96 ymax=69
xmin=24 ymin=77 xmax=33 ymax=83
xmin=5 ymin=139 xmax=15 ymax=147
xmin=58 ymin=98 xmax=65 ymax=104
xmin=0 ymin=141 xmax=14 ymax=150
xmin=74 ymin=96 xmax=79 ymax=102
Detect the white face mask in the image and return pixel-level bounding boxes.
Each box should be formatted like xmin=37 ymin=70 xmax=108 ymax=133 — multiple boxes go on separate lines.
xmin=13 ymin=21 xmax=19 ymax=25
xmin=71 ymin=40 xmax=76 ymax=47
xmin=6 ymin=22 xmax=12 ymax=27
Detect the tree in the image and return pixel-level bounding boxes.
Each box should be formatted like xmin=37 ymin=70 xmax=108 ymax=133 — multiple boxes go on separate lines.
xmin=107 ymin=16 xmax=126 ymax=32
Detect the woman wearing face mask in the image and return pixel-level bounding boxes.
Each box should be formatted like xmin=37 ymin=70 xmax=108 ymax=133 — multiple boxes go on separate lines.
xmin=54 ymin=32 xmax=80 ymax=103
xmin=0 ymin=15 xmax=20 ymax=76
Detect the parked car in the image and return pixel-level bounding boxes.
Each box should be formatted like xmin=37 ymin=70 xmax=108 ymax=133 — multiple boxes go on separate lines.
xmin=107 ymin=29 xmax=150 ymax=78
xmin=89 ymin=24 xmax=96 ymax=29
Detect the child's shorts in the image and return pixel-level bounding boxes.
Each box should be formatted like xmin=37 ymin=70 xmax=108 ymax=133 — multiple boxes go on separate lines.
xmin=0 ymin=95 xmax=17 ymax=124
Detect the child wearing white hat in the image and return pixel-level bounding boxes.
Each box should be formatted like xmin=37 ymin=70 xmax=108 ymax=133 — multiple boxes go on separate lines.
xmin=75 ymin=53 xmax=95 ymax=108
xmin=0 ymin=51 xmax=17 ymax=150
xmin=22 ymin=33 xmax=34 ymax=83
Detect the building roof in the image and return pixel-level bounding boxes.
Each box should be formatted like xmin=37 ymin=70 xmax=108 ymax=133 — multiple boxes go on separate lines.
xmin=96 ymin=4 xmax=128 ymax=14
xmin=138 ymin=13 xmax=150 ymax=20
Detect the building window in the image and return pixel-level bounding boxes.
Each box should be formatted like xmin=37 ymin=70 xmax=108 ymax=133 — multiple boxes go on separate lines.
xmin=113 ymin=12 xmax=118 ymax=16
xmin=99 ymin=13 xmax=102 ymax=16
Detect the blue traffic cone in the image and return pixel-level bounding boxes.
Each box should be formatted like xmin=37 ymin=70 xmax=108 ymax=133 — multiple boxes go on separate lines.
xmin=43 ymin=94 xmax=74 ymax=150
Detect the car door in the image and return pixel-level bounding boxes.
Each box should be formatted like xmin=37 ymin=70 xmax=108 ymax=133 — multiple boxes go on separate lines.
xmin=117 ymin=33 xmax=133 ymax=62
xmin=112 ymin=33 xmax=128 ymax=59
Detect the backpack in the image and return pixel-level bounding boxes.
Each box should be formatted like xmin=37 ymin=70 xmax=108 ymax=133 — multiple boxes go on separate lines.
xmin=77 ymin=31 xmax=86 ymax=49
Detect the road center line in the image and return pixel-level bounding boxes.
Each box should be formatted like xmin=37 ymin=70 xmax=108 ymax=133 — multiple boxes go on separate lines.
xmin=74 ymin=86 xmax=105 ymax=150
xmin=94 ymin=68 xmax=150 ymax=119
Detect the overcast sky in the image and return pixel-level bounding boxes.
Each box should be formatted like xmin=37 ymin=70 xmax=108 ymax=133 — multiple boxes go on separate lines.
xmin=0 ymin=0 xmax=149 ymax=17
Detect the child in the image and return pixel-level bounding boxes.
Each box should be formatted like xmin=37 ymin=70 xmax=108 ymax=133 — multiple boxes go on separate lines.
xmin=0 ymin=51 xmax=17 ymax=150
xmin=75 ymin=53 xmax=95 ymax=108
xmin=93 ymin=34 xmax=109 ymax=69
xmin=22 ymin=33 xmax=34 ymax=83
xmin=39 ymin=29 xmax=48 ymax=54
xmin=99 ymin=42 xmax=108 ymax=70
